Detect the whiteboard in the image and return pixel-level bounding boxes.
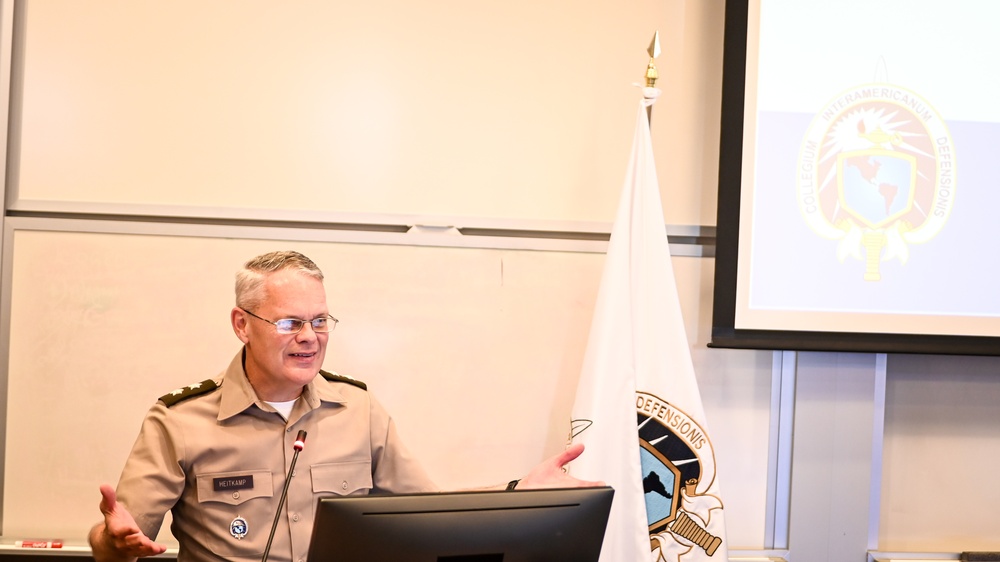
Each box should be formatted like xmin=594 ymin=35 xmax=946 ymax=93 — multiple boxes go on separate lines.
xmin=11 ymin=0 xmax=703 ymax=225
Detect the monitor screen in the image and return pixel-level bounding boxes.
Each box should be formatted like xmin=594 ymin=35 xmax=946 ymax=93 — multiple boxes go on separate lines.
xmin=306 ymin=487 xmax=615 ymax=562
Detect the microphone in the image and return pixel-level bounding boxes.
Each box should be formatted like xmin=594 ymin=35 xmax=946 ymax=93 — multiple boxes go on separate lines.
xmin=262 ymin=430 xmax=307 ymax=562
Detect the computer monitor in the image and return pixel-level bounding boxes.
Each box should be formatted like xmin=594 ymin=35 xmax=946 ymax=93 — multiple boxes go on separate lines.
xmin=306 ymin=486 xmax=614 ymax=561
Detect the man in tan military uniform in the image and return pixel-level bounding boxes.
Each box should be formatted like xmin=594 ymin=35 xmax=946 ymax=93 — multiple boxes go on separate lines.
xmin=88 ymin=251 xmax=598 ymax=562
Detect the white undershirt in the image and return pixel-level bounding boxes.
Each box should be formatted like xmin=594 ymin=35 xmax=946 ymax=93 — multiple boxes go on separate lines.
xmin=265 ymin=399 xmax=297 ymax=420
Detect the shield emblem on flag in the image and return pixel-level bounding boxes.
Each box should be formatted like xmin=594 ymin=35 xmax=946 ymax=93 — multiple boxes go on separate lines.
xmin=639 ymin=440 xmax=680 ymax=532
xmin=638 ymin=408 xmax=705 ymax=535
xmin=837 ymin=149 xmax=917 ymax=229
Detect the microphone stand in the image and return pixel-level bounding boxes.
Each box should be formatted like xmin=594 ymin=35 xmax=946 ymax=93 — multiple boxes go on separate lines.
xmin=262 ymin=430 xmax=307 ymax=562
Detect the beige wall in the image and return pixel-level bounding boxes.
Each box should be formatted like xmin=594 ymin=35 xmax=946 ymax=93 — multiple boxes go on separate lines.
xmin=2 ymin=1 xmax=999 ymax=560
xmin=2 ymin=0 xmax=767 ymax=550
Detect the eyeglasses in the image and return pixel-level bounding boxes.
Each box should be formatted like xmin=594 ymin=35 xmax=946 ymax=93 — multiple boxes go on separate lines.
xmin=241 ymin=308 xmax=339 ymax=334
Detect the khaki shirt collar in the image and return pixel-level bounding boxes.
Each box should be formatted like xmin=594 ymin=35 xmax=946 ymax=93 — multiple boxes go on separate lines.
xmin=218 ymin=348 xmax=348 ymax=421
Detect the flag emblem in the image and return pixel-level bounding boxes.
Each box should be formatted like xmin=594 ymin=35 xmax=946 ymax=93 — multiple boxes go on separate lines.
xmin=638 ymin=392 xmax=723 ymax=557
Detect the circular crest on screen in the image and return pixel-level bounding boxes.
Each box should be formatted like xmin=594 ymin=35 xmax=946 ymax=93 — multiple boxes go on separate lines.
xmin=796 ymin=83 xmax=955 ymax=281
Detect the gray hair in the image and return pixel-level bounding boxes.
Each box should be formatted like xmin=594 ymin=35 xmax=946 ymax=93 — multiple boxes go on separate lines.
xmin=235 ymin=250 xmax=324 ymax=310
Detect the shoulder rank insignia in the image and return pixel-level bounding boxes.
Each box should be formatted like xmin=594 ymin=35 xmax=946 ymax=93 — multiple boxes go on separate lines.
xmin=320 ymin=370 xmax=367 ymax=391
xmin=159 ymin=380 xmax=219 ymax=407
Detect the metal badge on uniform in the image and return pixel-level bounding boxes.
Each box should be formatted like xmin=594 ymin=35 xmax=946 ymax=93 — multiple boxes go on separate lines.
xmin=230 ymin=516 xmax=248 ymax=540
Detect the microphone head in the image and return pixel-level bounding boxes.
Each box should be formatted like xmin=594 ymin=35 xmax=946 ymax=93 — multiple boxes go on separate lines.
xmin=293 ymin=430 xmax=307 ymax=451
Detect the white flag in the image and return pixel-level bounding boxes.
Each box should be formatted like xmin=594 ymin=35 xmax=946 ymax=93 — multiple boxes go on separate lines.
xmin=571 ymin=93 xmax=729 ymax=562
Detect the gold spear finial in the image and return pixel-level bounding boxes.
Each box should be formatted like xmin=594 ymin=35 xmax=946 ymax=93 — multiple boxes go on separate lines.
xmin=645 ymin=31 xmax=661 ymax=87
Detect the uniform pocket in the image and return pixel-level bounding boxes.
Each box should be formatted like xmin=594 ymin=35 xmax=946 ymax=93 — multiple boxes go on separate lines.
xmin=195 ymin=469 xmax=274 ymax=557
xmin=310 ymin=460 xmax=373 ymax=496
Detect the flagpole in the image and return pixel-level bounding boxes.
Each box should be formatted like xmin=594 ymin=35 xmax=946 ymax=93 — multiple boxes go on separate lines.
xmin=569 ymin=32 xmax=730 ymax=561
xmin=644 ymin=31 xmax=661 ymax=123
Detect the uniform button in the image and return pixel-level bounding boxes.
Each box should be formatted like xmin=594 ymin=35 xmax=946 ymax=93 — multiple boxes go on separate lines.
xmin=341 ymin=481 xmax=348 ymax=490
xmin=292 ymin=514 xmax=300 ymax=522
xmin=291 ymin=470 xmax=297 ymax=477
xmin=232 ymin=492 xmax=240 ymax=500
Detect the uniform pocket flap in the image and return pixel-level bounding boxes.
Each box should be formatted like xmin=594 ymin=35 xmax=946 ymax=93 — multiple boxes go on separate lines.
xmin=196 ymin=469 xmax=273 ymax=505
xmin=311 ymin=461 xmax=373 ymax=496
